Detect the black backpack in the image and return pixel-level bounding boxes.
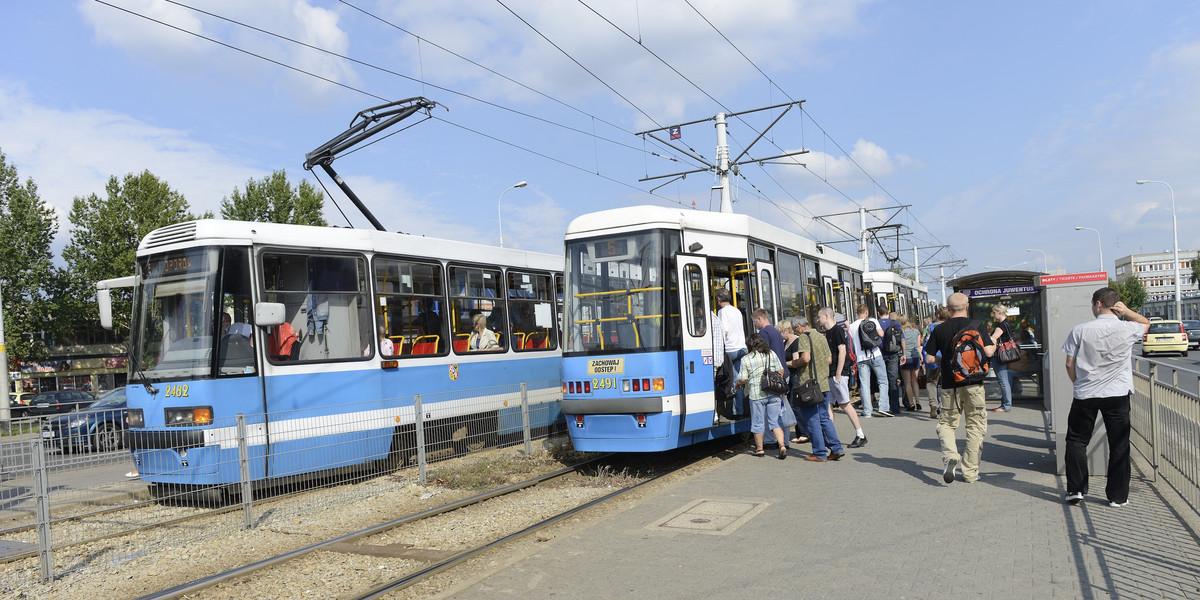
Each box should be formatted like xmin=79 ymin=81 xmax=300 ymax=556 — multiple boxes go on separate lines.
xmin=882 ymin=320 xmax=903 ymax=354
xmin=859 ymin=319 xmax=882 ymax=351
xmin=949 ymin=320 xmax=990 ymax=385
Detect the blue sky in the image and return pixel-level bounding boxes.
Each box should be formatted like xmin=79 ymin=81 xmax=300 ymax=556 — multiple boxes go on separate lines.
xmin=3 ymin=1 xmax=1200 ymax=287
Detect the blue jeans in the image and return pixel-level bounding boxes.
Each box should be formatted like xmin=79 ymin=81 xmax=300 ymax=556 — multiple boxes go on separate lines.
xmin=991 ymin=358 xmax=1013 ymax=410
xmin=884 ymin=353 xmax=901 ymax=412
xmin=856 ymin=353 xmax=889 ymax=416
xmin=800 ymin=391 xmax=844 ymax=458
xmin=727 ymin=348 xmax=747 ymax=416
xmin=750 ymin=395 xmax=783 ymax=434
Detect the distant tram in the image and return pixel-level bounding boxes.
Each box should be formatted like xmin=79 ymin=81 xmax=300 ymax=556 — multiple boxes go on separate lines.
xmin=110 ymin=219 xmax=563 ymax=501
xmin=864 ymin=270 xmax=933 ymax=321
xmin=560 ymin=205 xmax=864 ymax=452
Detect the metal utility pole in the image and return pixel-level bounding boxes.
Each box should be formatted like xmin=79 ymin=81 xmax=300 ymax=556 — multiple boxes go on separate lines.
xmin=0 ymin=279 xmax=9 ymax=423
xmin=860 ymin=207 xmax=870 ymax=274
xmin=638 ymin=101 xmax=807 ymax=214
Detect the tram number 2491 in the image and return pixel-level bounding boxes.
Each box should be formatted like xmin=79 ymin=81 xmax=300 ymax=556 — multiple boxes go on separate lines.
xmin=592 ymin=377 xmax=617 ymax=390
xmin=164 ymin=385 xmax=190 ymax=398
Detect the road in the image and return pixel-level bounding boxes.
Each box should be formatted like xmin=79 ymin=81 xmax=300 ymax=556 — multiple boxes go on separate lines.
xmin=1135 ymin=343 xmax=1200 ymax=398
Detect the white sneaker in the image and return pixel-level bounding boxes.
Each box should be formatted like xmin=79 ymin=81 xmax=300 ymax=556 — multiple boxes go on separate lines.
xmin=1108 ymin=500 xmax=1129 ymax=508
xmin=942 ymin=458 xmax=958 ymax=484
xmin=1065 ymin=492 xmax=1083 ymax=505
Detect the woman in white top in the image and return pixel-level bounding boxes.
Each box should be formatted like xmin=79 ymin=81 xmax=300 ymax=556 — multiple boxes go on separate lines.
xmin=468 ymin=313 xmax=500 ymax=351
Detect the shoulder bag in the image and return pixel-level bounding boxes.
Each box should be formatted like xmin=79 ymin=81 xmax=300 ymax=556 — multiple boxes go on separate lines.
xmin=996 ymin=324 xmax=1021 ymax=364
xmin=760 ymin=352 xmax=790 ymax=395
xmin=792 ymin=333 xmax=825 ymax=407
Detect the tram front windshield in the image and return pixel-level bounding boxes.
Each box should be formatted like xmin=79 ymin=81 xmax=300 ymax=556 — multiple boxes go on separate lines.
xmin=564 ymin=230 xmax=680 ymax=355
xmin=131 ymin=246 xmax=254 ymax=382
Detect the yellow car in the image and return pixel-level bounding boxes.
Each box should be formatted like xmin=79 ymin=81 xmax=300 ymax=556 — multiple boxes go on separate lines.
xmin=1142 ymin=320 xmax=1189 ymax=357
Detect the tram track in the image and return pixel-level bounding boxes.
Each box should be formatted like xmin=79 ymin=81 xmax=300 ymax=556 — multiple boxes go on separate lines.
xmin=131 ymin=443 xmax=728 ymax=600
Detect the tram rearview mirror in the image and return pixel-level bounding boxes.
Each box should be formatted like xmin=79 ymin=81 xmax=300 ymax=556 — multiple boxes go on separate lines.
xmin=255 ymin=302 xmax=286 ymax=327
xmin=98 ymin=289 xmax=113 ymax=330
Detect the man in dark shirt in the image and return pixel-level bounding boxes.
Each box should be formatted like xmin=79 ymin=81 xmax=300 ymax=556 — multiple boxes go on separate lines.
xmin=924 ymin=292 xmax=995 ymax=485
xmin=820 ymin=307 xmax=866 ymax=448
xmin=753 ymin=309 xmax=786 ymax=365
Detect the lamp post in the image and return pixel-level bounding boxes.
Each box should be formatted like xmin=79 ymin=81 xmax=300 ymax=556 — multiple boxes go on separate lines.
xmin=1026 ymin=248 xmax=1049 ymax=273
xmin=1074 ymin=226 xmax=1103 ymax=273
xmin=497 ymin=181 xmax=528 ymax=248
xmin=1137 ymin=179 xmax=1182 ymax=320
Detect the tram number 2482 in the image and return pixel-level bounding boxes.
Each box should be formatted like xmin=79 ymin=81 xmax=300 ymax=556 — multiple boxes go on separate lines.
xmin=163 ymin=385 xmax=190 ymax=398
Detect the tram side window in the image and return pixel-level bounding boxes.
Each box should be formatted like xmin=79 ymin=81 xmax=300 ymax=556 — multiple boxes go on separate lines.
xmin=261 ymin=252 xmax=371 ymax=363
xmin=217 ymin=247 xmax=256 ymax=375
xmin=450 ymin=266 xmax=507 ymax=353
xmin=507 ymin=271 xmax=557 ymax=351
xmin=777 ymin=251 xmax=803 ymax=324
xmin=374 ymin=257 xmax=447 ymax=357
xmin=684 ymin=264 xmax=706 ymax=336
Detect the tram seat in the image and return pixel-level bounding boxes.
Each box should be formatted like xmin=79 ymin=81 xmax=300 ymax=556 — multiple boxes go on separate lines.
xmin=524 ymin=332 xmax=546 ymax=349
xmin=512 ymin=332 xmax=527 ymax=349
xmin=453 ymin=339 xmax=468 ymax=353
xmin=411 ymin=335 xmax=439 ymax=355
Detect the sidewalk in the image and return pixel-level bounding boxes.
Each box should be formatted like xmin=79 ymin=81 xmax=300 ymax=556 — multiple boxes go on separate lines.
xmin=442 ymin=403 xmax=1200 ymax=599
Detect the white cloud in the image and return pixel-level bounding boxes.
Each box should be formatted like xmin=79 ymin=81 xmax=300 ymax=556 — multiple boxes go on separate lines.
xmin=77 ymin=0 xmax=357 ymax=100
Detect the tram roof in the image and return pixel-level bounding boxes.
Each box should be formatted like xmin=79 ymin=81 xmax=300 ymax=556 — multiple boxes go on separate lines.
xmin=864 ymin=270 xmax=929 ymax=293
xmin=949 ymin=270 xmax=1043 ymax=291
xmin=136 ymin=219 xmax=563 ymax=271
xmin=565 ymin=205 xmax=862 ymax=268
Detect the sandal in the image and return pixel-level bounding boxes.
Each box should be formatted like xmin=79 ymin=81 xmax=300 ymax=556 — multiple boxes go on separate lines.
xmin=752 ymin=449 xmax=766 ymax=457
xmin=790 ymin=436 xmax=810 ymax=444
xmin=777 ymin=447 xmax=789 ymax=460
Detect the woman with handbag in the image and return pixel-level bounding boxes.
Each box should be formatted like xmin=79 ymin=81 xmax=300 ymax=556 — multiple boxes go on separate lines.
xmin=736 ymin=332 xmax=790 ymax=459
xmin=791 ymin=318 xmax=845 ymax=462
xmin=898 ymin=315 xmax=923 ymax=412
xmin=778 ymin=319 xmax=809 ymax=445
xmin=989 ymin=303 xmax=1017 ymax=413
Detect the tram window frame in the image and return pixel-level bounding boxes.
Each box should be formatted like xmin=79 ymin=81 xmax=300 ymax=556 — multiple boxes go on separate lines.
xmin=683 ymin=264 xmax=706 ymax=337
xmin=216 ymin=246 xmax=257 ymax=377
xmin=260 ymin=250 xmax=372 ymax=365
xmin=372 ymin=256 xmax=448 ymax=358
xmin=507 ymin=270 xmax=558 ymax=352
xmin=776 ymin=250 xmax=804 ymax=324
xmin=449 ymin=264 xmax=508 ymax=353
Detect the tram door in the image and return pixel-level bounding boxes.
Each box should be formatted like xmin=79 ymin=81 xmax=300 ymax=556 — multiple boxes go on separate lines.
xmin=823 ymin=276 xmax=837 ymax=315
xmin=676 ymin=255 xmax=716 ymax=433
xmin=756 ymin=261 xmax=778 ymax=322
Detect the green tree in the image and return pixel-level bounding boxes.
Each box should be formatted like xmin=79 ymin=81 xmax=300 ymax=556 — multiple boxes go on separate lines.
xmin=0 ymin=149 xmax=58 ymax=364
xmin=220 ymin=169 xmax=326 ymax=225
xmin=61 ymin=171 xmax=211 ymax=337
xmin=1109 ymin=276 xmax=1147 ymax=313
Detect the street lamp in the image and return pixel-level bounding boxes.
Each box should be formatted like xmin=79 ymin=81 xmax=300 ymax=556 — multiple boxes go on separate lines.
xmin=497 ymin=181 xmax=528 ymax=248
xmin=1074 ymin=226 xmax=1103 ymax=273
xmin=1137 ymin=179 xmax=1182 ymax=320
xmin=1026 ymin=248 xmax=1049 ymax=273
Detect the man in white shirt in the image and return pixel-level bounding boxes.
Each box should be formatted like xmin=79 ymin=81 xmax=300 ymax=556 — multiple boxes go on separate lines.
xmin=848 ymin=304 xmax=892 ymax=417
xmin=716 ymin=289 xmax=747 ymax=416
xmin=1061 ymin=287 xmax=1150 ymax=508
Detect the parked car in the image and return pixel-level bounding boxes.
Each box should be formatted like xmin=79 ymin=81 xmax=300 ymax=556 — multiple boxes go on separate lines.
xmin=25 ymin=390 xmax=97 ymax=416
xmin=41 ymin=387 xmax=127 ymax=453
xmin=1142 ymin=320 xmax=1189 ymax=357
xmin=6 ymin=391 xmax=35 ymax=418
xmin=1183 ymin=320 xmax=1200 ymax=350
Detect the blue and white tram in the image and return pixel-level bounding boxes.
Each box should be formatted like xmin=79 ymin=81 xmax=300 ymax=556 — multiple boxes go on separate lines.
xmin=864 ymin=271 xmax=931 ymax=321
xmin=116 ymin=219 xmax=563 ymax=500
xmin=560 ymin=206 xmax=863 ymax=452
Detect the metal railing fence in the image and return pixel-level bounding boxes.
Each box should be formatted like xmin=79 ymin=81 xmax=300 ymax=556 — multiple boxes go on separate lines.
xmin=1131 ymin=358 xmax=1200 ymax=516
xmin=0 ymin=379 xmax=565 ymax=584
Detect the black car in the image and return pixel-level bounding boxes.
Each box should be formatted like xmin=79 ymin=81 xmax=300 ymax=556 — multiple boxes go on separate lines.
xmin=25 ymin=390 xmax=97 ymax=416
xmin=1185 ymin=320 xmax=1200 ymax=350
xmin=41 ymin=388 xmax=127 ymax=453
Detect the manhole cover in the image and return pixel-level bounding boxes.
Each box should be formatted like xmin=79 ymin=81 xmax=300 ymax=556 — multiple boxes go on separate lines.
xmin=647 ymin=499 xmax=769 ymax=535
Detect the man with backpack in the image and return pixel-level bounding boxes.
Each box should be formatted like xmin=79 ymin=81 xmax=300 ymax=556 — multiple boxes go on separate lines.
xmin=924 ymin=292 xmax=996 ymax=484
xmin=849 ymin=304 xmax=892 ymax=417
xmin=880 ymin=308 xmax=906 ymax=413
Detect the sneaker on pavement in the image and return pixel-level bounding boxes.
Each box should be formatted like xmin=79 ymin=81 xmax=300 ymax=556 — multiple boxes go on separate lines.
xmin=1108 ymin=500 xmax=1129 ymax=507
xmin=848 ymin=436 xmax=867 ymax=448
xmin=876 ymin=410 xmax=894 ymax=417
xmin=1066 ymin=492 xmax=1083 ymax=505
xmin=942 ymin=458 xmax=958 ymax=484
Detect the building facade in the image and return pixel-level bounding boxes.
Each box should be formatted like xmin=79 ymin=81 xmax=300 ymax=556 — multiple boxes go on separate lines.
xmin=1114 ymin=251 xmax=1200 ymax=320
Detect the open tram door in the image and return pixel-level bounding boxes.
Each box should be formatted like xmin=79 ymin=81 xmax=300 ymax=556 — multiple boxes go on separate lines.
xmin=675 ymin=254 xmax=717 ymax=432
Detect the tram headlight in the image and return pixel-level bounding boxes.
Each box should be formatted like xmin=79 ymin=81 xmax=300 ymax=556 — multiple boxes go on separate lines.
xmin=165 ymin=406 xmax=214 ymax=426
xmin=126 ymin=409 xmax=144 ymax=429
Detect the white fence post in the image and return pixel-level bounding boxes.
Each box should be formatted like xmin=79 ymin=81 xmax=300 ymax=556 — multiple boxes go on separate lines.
xmin=237 ymin=414 xmax=254 ymax=528
xmin=31 ymin=437 xmax=53 ymax=583
xmin=414 ymin=394 xmax=427 ymax=485
xmin=1148 ymin=363 xmax=1159 ymax=482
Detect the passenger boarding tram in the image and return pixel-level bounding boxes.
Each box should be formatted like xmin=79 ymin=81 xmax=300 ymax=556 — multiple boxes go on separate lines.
xmin=561 ymin=205 xmax=864 ymax=452
xmin=111 ymin=219 xmax=563 ymax=500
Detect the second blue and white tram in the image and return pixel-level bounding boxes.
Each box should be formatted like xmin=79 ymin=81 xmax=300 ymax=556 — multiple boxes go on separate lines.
xmin=864 ymin=271 xmax=932 ymax=321
xmin=115 ymin=219 xmax=564 ymax=500
xmin=560 ymin=206 xmax=864 ymax=452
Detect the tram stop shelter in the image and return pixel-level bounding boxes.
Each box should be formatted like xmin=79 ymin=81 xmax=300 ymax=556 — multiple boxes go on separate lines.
xmin=950 ymin=270 xmax=1046 ymax=404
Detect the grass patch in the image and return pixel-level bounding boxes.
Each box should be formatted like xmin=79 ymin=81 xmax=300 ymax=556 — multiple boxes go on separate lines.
xmin=427 ymin=450 xmax=566 ymax=490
